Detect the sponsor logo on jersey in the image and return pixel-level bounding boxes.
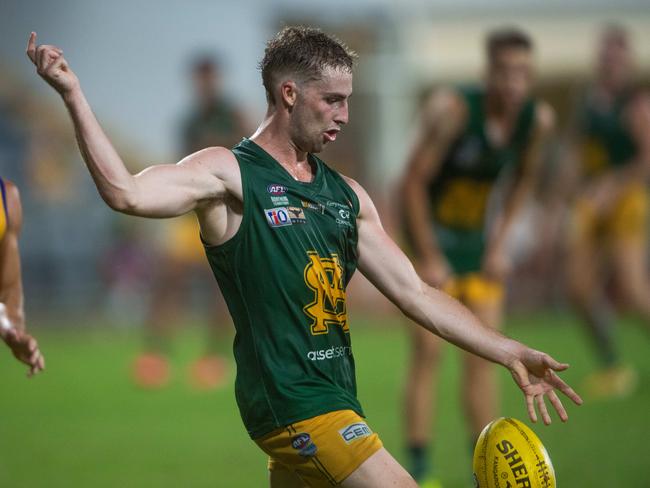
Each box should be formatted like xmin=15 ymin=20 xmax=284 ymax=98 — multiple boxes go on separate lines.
xmin=291 ymin=433 xmax=318 ymax=457
xmin=287 ymin=206 xmax=306 ymax=224
xmin=326 ymin=201 xmax=354 ymax=227
xmin=301 ymin=200 xmax=325 ymax=214
xmin=338 ymin=423 xmax=372 ymax=444
xmin=267 ymin=184 xmax=288 ymax=195
xmin=271 ymin=195 xmax=289 ymax=206
xmin=265 ymin=207 xmax=292 ymax=227
xmin=306 ymin=345 xmax=352 ymax=361
xmin=326 ymin=200 xmax=349 ymax=209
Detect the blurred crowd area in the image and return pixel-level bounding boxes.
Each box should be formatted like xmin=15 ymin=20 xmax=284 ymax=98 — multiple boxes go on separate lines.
xmin=1 ymin=7 xmax=649 ymax=326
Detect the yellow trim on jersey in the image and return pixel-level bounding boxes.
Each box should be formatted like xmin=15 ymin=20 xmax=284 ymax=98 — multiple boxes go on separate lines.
xmin=443 ymin=273 xmax=504 ymax=305
xmin=572 ymin=183 xmax=648 ymax=244
xmin=255 ymin=409 xmax=383 ymax=487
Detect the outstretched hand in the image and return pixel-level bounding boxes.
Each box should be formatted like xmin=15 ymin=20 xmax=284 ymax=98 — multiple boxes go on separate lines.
xmin=26 ymin=32 xmax=78 ymax=96
xmin=3 ymin=329 xmax=45 ymax=377
xmin=508 ymin=349 xmax=583 ymax=425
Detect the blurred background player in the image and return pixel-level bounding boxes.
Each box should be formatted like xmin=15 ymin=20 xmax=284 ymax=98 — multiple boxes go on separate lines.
xmin=400 ymin=28 xmax=555 ymax=485
xmin=0 ymin=177 xmax=44 ymax=376
xmin=561 ymin=25 xmax=650 ymax=399
xmin=133 ymin=55 xmax=249 ymax=389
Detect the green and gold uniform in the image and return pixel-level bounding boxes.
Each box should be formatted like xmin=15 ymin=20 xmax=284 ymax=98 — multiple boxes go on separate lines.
xmin=579 ymin=90 xmax=637 ymax=177
xmin=429 ymin=88 xmax=536 ymax=276
xmin=574 ymin=89 xmax=646 ymax=242
xmin=204 ymin=139 xmax=364 ymax=439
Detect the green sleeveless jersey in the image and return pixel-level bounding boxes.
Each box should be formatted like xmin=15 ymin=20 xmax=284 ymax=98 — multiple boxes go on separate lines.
xmin=428 ymin=87 xmax=536 ymax=274
xmin=577 ymin=89 xmax=637 ymax=177
xmin=204 ymin=139 xmax=363 ymax=438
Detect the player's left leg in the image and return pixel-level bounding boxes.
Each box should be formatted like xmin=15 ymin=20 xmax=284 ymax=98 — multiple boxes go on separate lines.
xmin=340 ymin=448 xmax=417 ymax=488
xmin=609 ymin=185 xmax=650 ymax=326
xmin=459 ymin=275 xmax=504 ymax=440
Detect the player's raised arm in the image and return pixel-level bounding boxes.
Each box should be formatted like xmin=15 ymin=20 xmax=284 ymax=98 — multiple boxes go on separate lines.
xmin=25 ymin=32 xmax=237 ymax=218
xmin=350 ymin=177 xmax=583 ymax=425
xmin=400 ymin=89 xmax=466 ymax=285
xmin=0 ymin=181 xmax=44 ymax=376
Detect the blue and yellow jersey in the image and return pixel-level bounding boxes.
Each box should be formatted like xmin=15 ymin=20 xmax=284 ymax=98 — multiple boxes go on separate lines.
xmin=0 ymin=177 xmax=8 ymax=242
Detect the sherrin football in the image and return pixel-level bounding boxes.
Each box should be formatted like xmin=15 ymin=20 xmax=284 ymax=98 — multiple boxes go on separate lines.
xmin=473 ymin=417 xmax=556 ymax=488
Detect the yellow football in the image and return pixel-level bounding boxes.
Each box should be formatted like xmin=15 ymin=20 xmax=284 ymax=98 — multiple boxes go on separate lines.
xmin=473 ymin=417 xmax=556 ymax=488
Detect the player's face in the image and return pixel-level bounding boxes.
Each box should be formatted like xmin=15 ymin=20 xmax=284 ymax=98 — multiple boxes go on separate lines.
xmin=290 ymin=66 xmax=352 ymax=153
xmin=597 ymin=35 xmax=631 ymax=90
xmin=193 ymin=65 xmax=220 ymax=102
xmin=486 ymin=47 xmax=533 ymax=110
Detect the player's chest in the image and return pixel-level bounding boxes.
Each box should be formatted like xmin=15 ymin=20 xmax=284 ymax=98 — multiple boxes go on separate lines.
xmin=253 ymin=181 xmax=356 ymax=243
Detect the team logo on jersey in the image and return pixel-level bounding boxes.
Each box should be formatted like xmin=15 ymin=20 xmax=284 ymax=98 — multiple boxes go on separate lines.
xmin=301 ymin=200 xmax=325 ymax=214
xmin=291 ymin=433 xmax=318 ymax=457
xmin=265 ymin=207 xmax=292 ymax=227
xmin=303 ymin=251 xmax=348 ymax=335
xmin=339 ymin=423 xmax=373 ymax=444
xmin=270 ymin=195 xmax=289 ymax=206
xmin=287 ymin=206 xmax=306 ymax=224
xmin=267 ymin=184 xmax=288 ymax=195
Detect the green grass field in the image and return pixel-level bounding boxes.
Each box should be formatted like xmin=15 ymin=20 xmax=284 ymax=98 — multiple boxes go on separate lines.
xmin=1 ymin=312 xmax=648 ymax=487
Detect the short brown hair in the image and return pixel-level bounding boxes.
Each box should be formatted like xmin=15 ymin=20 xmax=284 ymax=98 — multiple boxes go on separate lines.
xmin=486 ymin=27 xmax=533 ymax=61
xmin=259 ymin=26 xmax=357 ymax=104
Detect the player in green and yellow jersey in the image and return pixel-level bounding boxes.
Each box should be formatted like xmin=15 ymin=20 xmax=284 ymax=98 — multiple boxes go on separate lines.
xmin=0 ymin=177 xmax=45 ymax=376
xmin=27 ymin=27 xmax=581 ymax=487
xmin=400 ymin=28 xmax=555 ymax=484
xmin=563 ymin=25 xmax=650 ymax=399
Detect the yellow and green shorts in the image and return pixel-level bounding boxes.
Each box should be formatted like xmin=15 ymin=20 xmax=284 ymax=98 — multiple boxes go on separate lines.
xmin=442 ymin=273 xmax=504 ymax=306
xmin=572 ymin=183 xmax=648 ymax=246
xmin=255 ymin=409 xmax=383 ymax=487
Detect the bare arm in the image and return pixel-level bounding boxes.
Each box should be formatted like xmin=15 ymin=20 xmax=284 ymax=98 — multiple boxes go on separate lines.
xmin=483 ymin=102 xmax=556 ymax=278
xmin=26 ymin=33 xmax=236 ymax=219
xmin=400 ymin=90 xmax=465 ymax=283
xmin=0 ymin=181 xmax=25 ymax=332
xmin=0 ymin=181 xmax=44 ymax=376
xmin=349 ymin=177 xmax=582 ymax=424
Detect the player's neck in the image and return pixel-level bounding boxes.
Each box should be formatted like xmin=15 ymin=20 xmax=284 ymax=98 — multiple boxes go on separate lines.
xmin=250 ymin=112 xmax=309 ymax=169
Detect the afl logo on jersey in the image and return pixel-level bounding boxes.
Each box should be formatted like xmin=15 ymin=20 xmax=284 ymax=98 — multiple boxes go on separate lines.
xmin=265 ymin=207 xmax=292 ymax=227
xmin=267 ymin=184 xmax=288 ymax=195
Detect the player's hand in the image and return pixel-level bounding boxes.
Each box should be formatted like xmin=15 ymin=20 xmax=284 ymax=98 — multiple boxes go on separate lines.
xmin=26 ymin=32 xmax=79 ymax=96
xmin=419 ymin=254 xmax=451 ymax=287
xmin=3 ymin=329 xmax=46 ymax=377
xmin=507 ymin=349 xmax=582 ymax=425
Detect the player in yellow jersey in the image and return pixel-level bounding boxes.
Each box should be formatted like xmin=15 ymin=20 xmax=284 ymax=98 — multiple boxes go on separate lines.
xmin=400 ymin=28 xmax=555 ymax=485
xmin=563 ymin=25 xmax=650 ymax=399
xmin=0 ymin=177 xmax=45 ymax=376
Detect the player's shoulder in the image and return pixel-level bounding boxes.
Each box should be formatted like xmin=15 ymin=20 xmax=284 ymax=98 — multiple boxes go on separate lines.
xmin=533 ymin=99 xmax=556 ymax=134
xmin=1 ymin=178 xmax=21 ymax=209
xmin=0 ymin=178 xmax=22 ymax=231
xmin=180 ymin=146 xmax=239 ymax=174
xmin=422 ymin=87 xmax=467 ymax=120
xmin=339 ymin=174 xmax=375 ymax=218
xmin=626 ymin=87 xmax=650 ymax=115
